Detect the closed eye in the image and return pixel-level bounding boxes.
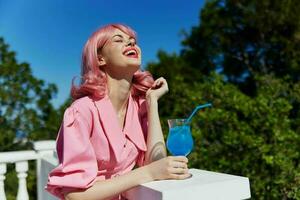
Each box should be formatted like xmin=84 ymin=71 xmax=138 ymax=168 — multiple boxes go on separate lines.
xmin=112 ymin=35 xmax=137 ymax=44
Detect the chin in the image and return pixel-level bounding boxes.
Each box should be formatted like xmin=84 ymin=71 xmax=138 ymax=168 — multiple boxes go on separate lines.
xmin=127 ymin=60 xmax=141 ymax=68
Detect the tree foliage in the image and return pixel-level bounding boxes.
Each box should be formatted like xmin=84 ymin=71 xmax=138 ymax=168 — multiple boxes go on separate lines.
xmin=181 ymin=0 xmax=300 ymax=94
xmin=148 ymin=0 xmax=300 ymax=198
xmin=0 ymin=37 xmax=59 ymax=151
xmin=0 ymin=37 xmax=62 ymax=200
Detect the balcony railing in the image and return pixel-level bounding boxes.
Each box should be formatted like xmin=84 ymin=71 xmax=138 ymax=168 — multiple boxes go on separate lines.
xmin=0 ymin=140 xmax=251 ymax=200
xmin=0 ymin=140 xmax=56 ymax=200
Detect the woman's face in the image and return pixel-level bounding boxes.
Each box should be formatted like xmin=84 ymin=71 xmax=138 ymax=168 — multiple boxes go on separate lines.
xmin=99 ymin=29 xmax=141 ymax=74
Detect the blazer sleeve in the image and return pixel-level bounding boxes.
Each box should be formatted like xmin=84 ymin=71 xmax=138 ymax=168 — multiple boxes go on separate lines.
xmin=45 ymin=105 xmax=98 ymax=199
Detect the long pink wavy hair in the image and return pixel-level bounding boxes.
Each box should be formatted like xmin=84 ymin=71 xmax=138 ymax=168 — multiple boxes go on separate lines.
xmin=71 ymin=24 xmax=154 ymax=100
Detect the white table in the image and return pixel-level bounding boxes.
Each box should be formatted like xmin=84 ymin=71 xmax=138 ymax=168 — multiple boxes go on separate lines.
xmin=126 ymin=168 xmax=251 ymax=200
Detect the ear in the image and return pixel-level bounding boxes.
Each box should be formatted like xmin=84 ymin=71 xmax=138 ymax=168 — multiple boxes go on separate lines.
xmin=98 ymin=55 xmax=106 ymax=67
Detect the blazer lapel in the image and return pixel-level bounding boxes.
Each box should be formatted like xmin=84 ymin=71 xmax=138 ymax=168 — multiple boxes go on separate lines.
xmin=123 ymin=95 xmax=147 ymax=152
xmin=93 ymin=95 xmax=126 ymax=163
xmin=93 ymin=94 xmax=147 ymax=163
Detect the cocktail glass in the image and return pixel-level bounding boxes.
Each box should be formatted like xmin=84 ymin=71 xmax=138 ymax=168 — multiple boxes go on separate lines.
xmin=166 ymin=119 xmax=194 ymax=156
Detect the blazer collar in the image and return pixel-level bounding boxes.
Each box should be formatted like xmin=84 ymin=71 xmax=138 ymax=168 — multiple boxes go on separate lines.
xmin=93 ymin=94 xmax=147 ymax=162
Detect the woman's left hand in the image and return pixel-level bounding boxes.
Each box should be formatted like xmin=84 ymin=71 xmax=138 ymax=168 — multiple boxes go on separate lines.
xmin=146 ymin=77 xmax=169 ymax=101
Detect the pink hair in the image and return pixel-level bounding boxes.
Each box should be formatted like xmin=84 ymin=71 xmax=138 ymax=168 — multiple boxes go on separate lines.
xmin=71 ymin=24 xmax=154 ymax=100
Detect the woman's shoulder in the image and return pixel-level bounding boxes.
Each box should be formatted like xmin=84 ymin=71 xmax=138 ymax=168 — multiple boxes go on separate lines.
xmin=62 ymin=96 xmax=96 ymax=127
xmin=71 ymin=96 xmax=94 ymax=106
xmin=67 ymin=96 xmax=96 ymax=115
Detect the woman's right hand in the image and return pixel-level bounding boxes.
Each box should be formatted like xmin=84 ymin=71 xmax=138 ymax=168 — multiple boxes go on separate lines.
xmin=144 ymin=156 xmax=191 ymax=181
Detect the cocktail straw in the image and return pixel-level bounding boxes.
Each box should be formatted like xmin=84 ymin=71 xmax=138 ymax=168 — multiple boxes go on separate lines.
xmin=186 ymin=103 xmax=212 ymax=123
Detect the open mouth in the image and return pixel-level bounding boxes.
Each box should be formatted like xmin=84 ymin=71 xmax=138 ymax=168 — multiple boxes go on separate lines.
xmin=123 ymin=47 xmax=138 ymax=58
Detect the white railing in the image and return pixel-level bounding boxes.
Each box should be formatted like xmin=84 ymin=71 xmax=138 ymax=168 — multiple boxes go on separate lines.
xmin=0 ymin=140 xmax=56 ymax=200
xmin=0 ymin=140 xmax=251 ymax=200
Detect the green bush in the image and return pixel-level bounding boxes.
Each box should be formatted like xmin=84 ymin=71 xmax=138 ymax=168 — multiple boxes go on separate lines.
xmin=154 ymin=69 xmax=300 ymax=199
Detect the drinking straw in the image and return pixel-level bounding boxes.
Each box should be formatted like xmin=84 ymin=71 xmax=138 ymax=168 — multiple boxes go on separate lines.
xmin=186 ymin=103 xmax=212 ymax=123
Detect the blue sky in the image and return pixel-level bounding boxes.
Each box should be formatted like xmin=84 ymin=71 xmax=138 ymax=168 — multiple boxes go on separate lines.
xmin=0 ymin=0 xmax=205 ymax=108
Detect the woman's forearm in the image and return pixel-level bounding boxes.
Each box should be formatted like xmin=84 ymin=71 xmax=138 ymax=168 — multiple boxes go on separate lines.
xmin=145 ymin=97 xmax=167 ymax=164
xmin=65 ymin=166 xmax=152 ymax=200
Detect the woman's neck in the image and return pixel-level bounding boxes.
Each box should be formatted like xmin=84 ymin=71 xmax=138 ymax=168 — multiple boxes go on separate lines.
xmin=106 ymin=73 xmax=132 ymax=112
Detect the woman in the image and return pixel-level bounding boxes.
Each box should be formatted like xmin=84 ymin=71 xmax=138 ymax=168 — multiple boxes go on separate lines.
xmin=45 ymin=24 xmax=191 ymax=200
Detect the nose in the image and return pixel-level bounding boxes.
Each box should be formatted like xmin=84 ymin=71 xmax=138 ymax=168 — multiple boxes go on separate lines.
xmin=126 ymin=40 xmax=134 ymax=47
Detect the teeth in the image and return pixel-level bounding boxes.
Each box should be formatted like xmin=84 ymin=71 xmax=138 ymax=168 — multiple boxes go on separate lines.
xmin=125 ymin=50 xmax=136 ymax=56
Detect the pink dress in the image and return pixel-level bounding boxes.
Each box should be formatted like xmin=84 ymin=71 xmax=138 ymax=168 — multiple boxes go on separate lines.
xmin=45 ymin=94 xmax=148 ymax=200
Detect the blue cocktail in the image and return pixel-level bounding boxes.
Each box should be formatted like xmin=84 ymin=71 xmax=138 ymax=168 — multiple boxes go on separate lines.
xmin=166 ymin=119 xmax=194 ymax=156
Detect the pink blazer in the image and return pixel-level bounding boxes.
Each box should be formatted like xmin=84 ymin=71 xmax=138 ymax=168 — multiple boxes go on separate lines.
xmin=45 ymin=94 xmax=148 ymax=200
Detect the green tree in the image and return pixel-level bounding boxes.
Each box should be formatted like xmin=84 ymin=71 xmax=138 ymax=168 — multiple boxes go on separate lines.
xmin=0 ymin=37 xmax=61 ymax=199
xmin=149 ymin=56 xmax=300 ymax=199
xmin=181 ymin=0 xmax=300 ymax=94
xmin=0 ymin=37 xmax=59 ymax=151
xmin=147 ymin=0 xmax=300 ymax=198
xmin=190 ymin=73 xmax=300 ymax=199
